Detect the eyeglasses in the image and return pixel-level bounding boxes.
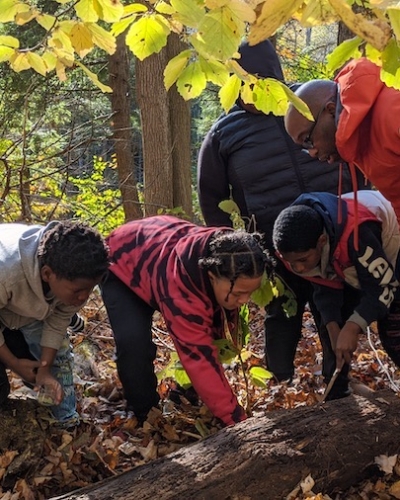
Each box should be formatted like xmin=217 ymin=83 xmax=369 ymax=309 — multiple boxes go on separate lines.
xmin=301 ymin=100 xmax=329 ymax=150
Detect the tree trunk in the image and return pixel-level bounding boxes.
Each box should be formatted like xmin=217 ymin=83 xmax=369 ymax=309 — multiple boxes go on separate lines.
xmin=109 ymin=35 xmax=142 ymax=221
xmin=51 ymin=390 xmax=400 ymax=500
xmin=167 ymin=34 xmax=192 ymax=219
xmin=136 ymin=34 xmax=192 ymax=217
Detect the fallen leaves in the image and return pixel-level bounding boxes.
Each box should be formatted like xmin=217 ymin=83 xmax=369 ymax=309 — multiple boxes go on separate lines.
xmin=1 ymin=297 xmax=400 ymax=499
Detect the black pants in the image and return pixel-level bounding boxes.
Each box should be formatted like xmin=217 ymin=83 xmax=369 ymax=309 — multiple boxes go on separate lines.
xmin=265 ymin=260 xmax=350 ymax=396
xmin=0 ymin=328 xmax=36 ymax=405
xmin=100 ymin=272 xmax=160 ymax=419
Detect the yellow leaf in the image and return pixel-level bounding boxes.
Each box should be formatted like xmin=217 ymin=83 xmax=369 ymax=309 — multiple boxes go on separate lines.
xmin=75 ymin=61 xmax=113 ymax=92
xmin=0 ymin=36 xmax=19 ymax=48
xmin=26 ymin=51 xmax=47 ymax=76
xmin=294 ymin=0 xmax=338 ymax=27
xmin=9 ymin=52 xmax=30 ymax=72
xmin=15 ymin=8 xmax=38 ymax=25
xmin=164 ymin=49 xmax=191 ymax=90
xmin=0 ymin=46 xmax=15 ymax=62
xmin=48 ymin=26 xmax=74 ymax=62
xmin=56 ymin=61 xmax=67 ymax=81
xmin=111 ymin=15 xmax=138 ymax=37
xmin=155 ymin=0 xmax=175 ymax=15
xmin=388 ymin=8 xmax=400 ymax=40
xmin=218 ymin=73 xmax=241 ymax=112
xmin=170 ymin=0 xmax=205 ymax=28
xmin=242 ymin=78 xmax=289 ymax=115
xmin=96 ymin=0 xmax=124 ymax=22
xmin=42 ymin=50 xmax=57 ymax=71
xmin=191 ymin=6 xmax=244 ymax=60
xmin=86 ymin=23 xmax=116 ymax=54
xmin=126 ymin=15 xmax=170 ymax=60
xmin=199 ymin=56 xmax=229 ymax=86
xmin=389 ymin=480 xmax=400 ymax=499
xmin=123 ymin=3 xmax=148 ymax=15
xmin=248 ymin=0 xmax=304 ymax=44
xmin=36 ymin=14 xmax=57 ymax=31
xmin=70 ymin=23 xmax=94 ymax=57
xmin=75 ymin=0 xmax=99 ymax=22
xmin=0 ymin=0 xmax=19 ymax=22
xmin=328 ymin=0 xmax=391 ymax=51
xmin=176 ymin=60 xmax=207 ymax=99
xmin=281 ymin=83 xmax=314 ymax=121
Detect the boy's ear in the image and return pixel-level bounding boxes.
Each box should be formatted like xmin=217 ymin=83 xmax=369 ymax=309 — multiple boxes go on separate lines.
xmin=317 ymin=233 xmax=328 ymax=249
xmin=40 ymin=264 xmax=54 ymax=282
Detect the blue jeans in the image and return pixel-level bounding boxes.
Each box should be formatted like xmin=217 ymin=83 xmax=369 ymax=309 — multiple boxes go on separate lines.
xmin=20 ymin=321 xmax=78 ymax=423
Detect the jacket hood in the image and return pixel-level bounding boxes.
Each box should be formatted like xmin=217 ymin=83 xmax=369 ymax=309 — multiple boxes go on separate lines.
xmin=335 ymin=58 xmax=384 ymax=162
xmin=237 ymin=40 xmax=284 ymax=81
xmin=291 ymin=192 xmax=348 ymax=259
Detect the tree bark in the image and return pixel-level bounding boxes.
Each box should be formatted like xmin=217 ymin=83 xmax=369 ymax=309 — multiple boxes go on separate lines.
xmin=51 ymin=390 xmax=400 ymax=500
xmin=136 ymin=30 xmax=192 ymax=217
xmin=109 ymin=35 xmax=142 ymax=221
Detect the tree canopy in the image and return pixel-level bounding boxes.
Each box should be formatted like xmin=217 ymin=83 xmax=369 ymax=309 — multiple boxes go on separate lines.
xmin=1 ymin=0 xmax=400 ymax=119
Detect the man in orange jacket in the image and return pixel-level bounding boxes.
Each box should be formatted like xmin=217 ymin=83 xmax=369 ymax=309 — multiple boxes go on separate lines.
xmin=284 ymin=57 xmax=400 ymax=224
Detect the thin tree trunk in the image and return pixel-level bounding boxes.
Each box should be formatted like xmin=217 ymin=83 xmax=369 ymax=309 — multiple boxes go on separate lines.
xmin=109 ymin=35 xmax=142 ymax=221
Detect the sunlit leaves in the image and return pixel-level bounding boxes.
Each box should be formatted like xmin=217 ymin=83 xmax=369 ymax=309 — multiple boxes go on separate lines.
xmin=0 ymin=46 xmax=15 ymax=62
xmin=164 ymin=49 xmax=191 ymax=90
xmin=0 ymin=0 xmax=29 ymax=22
xmin=26 ymin=52 xmax=47 ymax=75
xmin=294 ymin=0 xmax=338 ymax=27
xmin=170 ymin=0 xmax=205 ymax=27
xmin=69 ymin=23 xmax=94 ymax=57
xmin=176 ymin=61 xmax=207 ymax=99
xmin=249 ymin=366 xmax=274 ymax=388
xmin=219 ymin=74 xmax=241 ymax=112
xmin=241 ymin=78 xmax=290 ymax=116
xmin=388 ymin=8 xmax=400 ymax=40
xmin=248 ymin=0 xmax=304 ymax=45
xmin=86 ymin=23 xmax=116 ymax=54
xmin=126 ymin=15 xmax=170 ymax=60
xmin=75 ymin=61 xmax=113 ymax=92
xmin=326 ymin=36 xmax=363 ymax=72
xmin=381 ymin=39 xmax=400 ymax=90
xmin=328 ymin=0 xmax=391 ymax=51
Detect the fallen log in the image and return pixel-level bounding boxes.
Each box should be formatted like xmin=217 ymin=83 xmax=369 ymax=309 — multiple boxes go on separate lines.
xmin=51 ymin=390 xmax=400 ymax=500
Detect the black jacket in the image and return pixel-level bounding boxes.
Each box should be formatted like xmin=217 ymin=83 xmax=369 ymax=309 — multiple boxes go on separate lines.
xmin=197 ymin=103 xmax=367 ymax=249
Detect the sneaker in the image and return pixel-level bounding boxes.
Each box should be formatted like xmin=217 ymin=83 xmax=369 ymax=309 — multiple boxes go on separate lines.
xmin=68 ymin=314 xmax=85 ymax=333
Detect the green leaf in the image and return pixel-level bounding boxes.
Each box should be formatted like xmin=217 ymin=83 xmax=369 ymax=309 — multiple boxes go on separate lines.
xmin=388 ymin=8 xmax=400 ymax=40
xmin=75 ymin=0 xmax=99 ymax=22
xmin=199 ymin=56 xmax=229 ymax=86
xmin=281 ymin=83 xmax=314 ymax=121
xmin=218 ymin=74 xmax=241 ymax=112
xmin=191 ymin=7 xmax=242 ymax=60
xmin=251 ymin=272 xmax=277 ymax=307
xmin=249 ymin=366 xmax=274 ymax=388
xmin=26 ymin=51 xmax=47 ymax=76
xmin=75 ymin=61 xmax=112 ymax=92
xmin=326 ymin=36 xmax=362 ymax=72
xmin=0 ymin=46 xmax=15 ymax=62
xmin=174 ymin=362 xmax=192 ymax=389
xmin=164 ymin=49 xmax=191 ymax=90
xmin=218 ymin=198 xmax=241 ymax=215
xmin=170 ymin=0 xmax=205 ymax=28
xmin=214 ymin=338 xmax=239 ymax=364
xmin=381 ymin=38 xmax=400 ymax=77
xmin=0 ymin=35 xmax=19 ymax=48
xmin=242 ymin=78 xmax=289 ymax=116
xmin=176 ymin=60 xmax=207 ymax=99
xmin=126 ymin=14 xmax=170 ymax=60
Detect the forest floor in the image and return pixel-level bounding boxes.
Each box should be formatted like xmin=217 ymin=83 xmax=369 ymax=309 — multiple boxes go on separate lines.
xmin=1 ymin=292 xmax=400 ymax=500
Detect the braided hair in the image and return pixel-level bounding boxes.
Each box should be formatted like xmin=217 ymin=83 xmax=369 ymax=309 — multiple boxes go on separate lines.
xmin=37 ymin=221 xmax=109 ymax=280
xmin=199 ymin=230 xmax=273 ymax=295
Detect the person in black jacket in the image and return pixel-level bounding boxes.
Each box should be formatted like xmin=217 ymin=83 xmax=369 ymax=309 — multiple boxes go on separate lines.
xmin=197 ymin=39 xmax=368 ymax=399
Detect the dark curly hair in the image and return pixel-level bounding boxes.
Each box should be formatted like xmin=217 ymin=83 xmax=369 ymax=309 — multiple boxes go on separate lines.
xmin=273 ymin=205 xmax=324 ymax=253
xmin=37 ymin=221 xmax=109 ymax=280
xmin=199 ymin=230 xmax=273 ymax=285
